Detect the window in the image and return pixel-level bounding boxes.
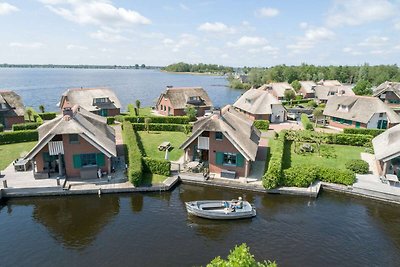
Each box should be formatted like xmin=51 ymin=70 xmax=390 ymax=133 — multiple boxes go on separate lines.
xmin=223 ymin=153 xmax=237 ymax=166
xmin=94 ymin=97 xmax=109 ymax=104
xmin=160 ymin=105 xmax=163 ymax=110
xmin=189 ymin=96 xmax=200 ymax=101
xmin=69 ymin=134 xmax=79 ymax=144
xmin=81 ymin=153 xmax=96 ymax=166
xmin=215 ymin=132 xmax=223 ymax=140
xmin=379 ymin=113 xmax=384 ymax=118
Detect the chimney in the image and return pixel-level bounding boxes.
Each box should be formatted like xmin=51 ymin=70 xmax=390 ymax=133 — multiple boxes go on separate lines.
xmin=63 ymin=107 xmax=73 ymax=118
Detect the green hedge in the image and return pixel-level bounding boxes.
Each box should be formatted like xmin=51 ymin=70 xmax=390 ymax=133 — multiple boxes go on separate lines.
xmin=107 ymin=116 xmax=115 ymax=125
xmin=122 ymin=121 xmax=143 ymax=186
xmin=38 ymin=112 xmax=57 ymax=120
xmin=317 ymin=167 xmax=355 ymax=185
xmin=0 ymin=124 xmax=3 ymax=132
xmin=301 ymin=114 xmax=314 ymax=130
xmin=343 ymin=128 xmax=385 ymax=137
xmin=132 ymin=123 xmax=192 ymax=134
xmin=12 ymin=122 xmax=42 ymax=131
xmin=253 ymin=120 xmax=270 ymax=130
xmin=345 ymin=159 xmax=369 ymax=174
xmin=0 ymin=130 xmax=39 ymax=145
xmin=124 ymin=115 xmax=190 ymax=124
xmin=142 ymin=157 xmax=171 ymax=176
xmin=262 ymin=132 xmax=286 ymax=189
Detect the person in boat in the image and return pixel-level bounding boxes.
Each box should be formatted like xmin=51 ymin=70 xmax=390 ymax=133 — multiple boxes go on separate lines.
xmin=235 ymin=197 xmax=243 ymax=209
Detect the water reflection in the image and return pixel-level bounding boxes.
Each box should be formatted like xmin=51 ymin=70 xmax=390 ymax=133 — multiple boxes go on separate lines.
xmin=130 ymin=193 xmax=143 ymax=212
xmin=31 ymin=195 xmax=119 ymax=249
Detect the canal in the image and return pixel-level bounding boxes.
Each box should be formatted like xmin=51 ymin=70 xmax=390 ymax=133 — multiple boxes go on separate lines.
xmin=0 ymin=184 xmax=399 ymax=267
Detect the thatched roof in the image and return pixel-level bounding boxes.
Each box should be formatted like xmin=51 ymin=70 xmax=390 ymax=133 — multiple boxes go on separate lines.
xmin=157 ymin=87 xmax=213 ymax=109
xmin=180 ymin=106 xmax=260 ymax=161
xmin=299 ymin=81 xmax=317 ymax=94
xmin=373 ymin=81 xmax=400 ymax=98
xmin=0 ymin=90 xmax=25 ymax=117
xmin=258 ymin=82 xmax=295 ymax=98
xmin=60 ymin=88 xmax=121 ymax=112
xmin=315 ymin=85 xmax=355 ymax=101
xmin=372 ymin=124 xmax=400 ymax=162
xmin=233 ymin=88 xmax=282 ymax=115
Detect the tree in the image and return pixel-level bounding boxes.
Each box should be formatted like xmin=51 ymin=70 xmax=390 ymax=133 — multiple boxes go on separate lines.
xmin=26 ymin=108 xmax=33 ymax=122
xmin=144 ymin=117 xmax=151 ymax=133
xmin=353 ymin=80 xmax=372 ymax=95
xmin=39 ymin=105 xmax=45 ymax=113
xmin=184 ymin=106 xmax=197 ymax=121
xmin=207 ymin=243 xmax=277 ymax=267
xmin=127 ymin=104 xmax=135 ymax=116
xmin=135 ymin=100 xmax=141 ymax=116
xmin=291 ymin=80 xmax=301 ymax=92
xmin=313 ymin=108 xmax=324 ymax=127
xmin=284 ymin=90 xmax=296 ymax=104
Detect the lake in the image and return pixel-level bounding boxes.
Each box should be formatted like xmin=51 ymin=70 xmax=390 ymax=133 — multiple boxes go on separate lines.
xmin=0 ymin=184 xmax=399 ymax=267
xmin=0 ymin=68 xmax=242 ymax=112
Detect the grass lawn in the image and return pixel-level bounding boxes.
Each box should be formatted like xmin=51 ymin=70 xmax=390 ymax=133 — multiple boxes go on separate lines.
xmin=141 ymin=173 xmax=166 ymax=186
xmin=286 ymin=141 xmax=364 ymax=170
xmin=0 ymin=141 xmax=37 ymax=170
xmin=138 ymin=107 xmax=154 ymax=117
xmin=137 ymin=131 xmax=188 ymax=161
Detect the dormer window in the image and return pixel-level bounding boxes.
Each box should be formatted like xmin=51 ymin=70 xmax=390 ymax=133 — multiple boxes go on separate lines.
xmin=93 ymin=97 xmax=109 ymax=104
xmin=338 ymin=104 xmax=349 ymax=112
xmin=189 ymin=96 xmax=200 ymax=101
xmin=0 ymin=103 xmax=7 ymax=110
xmin=245 ymin=98 xmax=252 ymax=104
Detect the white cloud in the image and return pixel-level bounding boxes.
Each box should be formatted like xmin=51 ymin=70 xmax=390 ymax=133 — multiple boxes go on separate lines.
xmin=326 ymin=0 xmax=396 ymax=27
xmin=197 ymin=22 xmax=235 ymax=34
xmin=90 ymin=30 xmax=128 ymax=43
xmin=299 ymin=22 xmax=308 ymax=29
xmin=342 ymin=47 xmax=363 ymax=56
xmin=287 ymin=26 xmax=334 ymax=53
xmin=358 ymin=36 xmax=389 ymax=47
xmin=249 ymin=45 xmax=279 ymax=55
xmin=227 ymin=36 xmax=268 ymax=47
xmin=171 ymin=34 xmax=198 ymax=52
xmin=43 ymin=0 xmax=151 ymax=27
xmin=0 ymin=2 xmax=19 ymax=15
xmin=66 ymin=44 xmax=88 ymax=50
xmin=9 ymin=42 xmax=44 ymax=49
xmin=255 ymin=7 xmax=279 ymax=18
xmin=162 ymin=38 xmax=174 ymax=45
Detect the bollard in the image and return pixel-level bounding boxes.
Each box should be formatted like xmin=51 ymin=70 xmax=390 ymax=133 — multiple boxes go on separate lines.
xmin=2 ymin=180 xmax=7 ymax=188
xmin=56 ymin=177 xmax=60 ymax=186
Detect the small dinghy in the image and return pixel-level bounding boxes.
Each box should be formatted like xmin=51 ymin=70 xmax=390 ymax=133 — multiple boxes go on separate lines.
xmin=185 ymin=199 xmax=256 ymax=220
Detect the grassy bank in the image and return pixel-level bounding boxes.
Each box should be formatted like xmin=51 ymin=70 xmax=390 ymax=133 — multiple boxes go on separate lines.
xmin=0 ymin=141 xmax=37 ymax=170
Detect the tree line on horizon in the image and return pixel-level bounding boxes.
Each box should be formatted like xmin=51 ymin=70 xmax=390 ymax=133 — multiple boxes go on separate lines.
xmin=162 ymin=62 xmax=234 ymax=74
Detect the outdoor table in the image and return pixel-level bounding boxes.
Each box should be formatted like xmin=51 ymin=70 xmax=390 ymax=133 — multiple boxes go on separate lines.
xmin=14 ymin=159 xmax=30 ymax=171
xmin=158 ymin=141 xmax=171 ymax=151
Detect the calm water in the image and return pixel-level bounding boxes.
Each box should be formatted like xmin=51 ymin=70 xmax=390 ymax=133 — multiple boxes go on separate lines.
xmin=0 ymin=185 xmax=399 ymax=267
xmin=0 ymin=68 xmax=241 ymax=112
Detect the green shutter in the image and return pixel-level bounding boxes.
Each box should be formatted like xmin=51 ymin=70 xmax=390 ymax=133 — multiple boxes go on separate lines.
xmin=236 ymin=153 xmax=244 ymax=167
xmin=73 ymin=154 xmax=82 ymax=168
xmin=216 ymin=152 xmax=224 ymax=165
xmin=43 ymin=152 xmax=50 ymax=162
xmin=96 ymin=153 xmax=105 ymax=167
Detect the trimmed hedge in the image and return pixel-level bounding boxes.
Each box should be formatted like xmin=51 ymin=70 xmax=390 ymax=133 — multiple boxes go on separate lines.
xmin=132 ymin=123 xmax=192 ymax=134
xmin=12 ymin=122 xmax=42 ymax=131
xmin=0 ymin=130 xmax=39 ymax=145
xmin=345 ymin=159 xmax=369 ymax=174
xmin=122 ymin=121 xmax=143 ymax=186
xmin=317 ymin=167 xmax=355 ymax=185
xmin=0 ymin=124 xmax=3 ymax=132
xmin=107 ymin=116 xmax=115 ymax=125
xmin=253 ymin=120 xmax=270 ymax=131
xmin=262 ymin=132 xmax=286 ymax=189
xmin=38 ymin=112 xmax=57 ymax=120
xmin=301 ymin=114 xmax=314 ymax=130
xmin=343 ymin=128 xmax=385 ymax=137
xmin=124 ymin=115 xmax=190 ymax=124
xmin=142 ymin=157 xmax=171 ymax=176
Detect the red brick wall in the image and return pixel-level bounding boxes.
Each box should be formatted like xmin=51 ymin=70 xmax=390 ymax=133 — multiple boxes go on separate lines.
xmin=157 ymin=95 xmax=174 ymax=116
xmin=33 ymin=134 xmax=111 ymax=178
xmin=104 ymin=108 xmax=120 ymax=116
xmin=328 ymin=120 xmax=367 ymax=129
xmin=4 ymin=116 xmax=25 ymax=129
xmin=234 ymin=108 xmax=270 ymax=121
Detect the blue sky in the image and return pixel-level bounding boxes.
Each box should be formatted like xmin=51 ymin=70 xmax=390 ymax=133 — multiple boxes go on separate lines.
xmin=1 ymin=0 xmax=400 ymax=67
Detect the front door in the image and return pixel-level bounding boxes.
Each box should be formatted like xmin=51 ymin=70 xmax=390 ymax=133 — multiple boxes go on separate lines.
xmin=100 ymin=109 xmax=108 ymax=117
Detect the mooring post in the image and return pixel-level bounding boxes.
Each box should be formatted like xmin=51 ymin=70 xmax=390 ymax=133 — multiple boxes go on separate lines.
xmin=2 ymin=180 xmax=7 ymax=188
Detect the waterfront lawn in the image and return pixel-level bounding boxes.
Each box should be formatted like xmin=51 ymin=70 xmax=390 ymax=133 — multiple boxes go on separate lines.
xmin=137 ymin=131 xmax=187 ymax=161
xmin=141 ymin=173 xmax=166 ymax=186
xmin=287 ymin=141 xmax=364 ymax=170
xmin=0 ymin=141 xmax=37 ymax=170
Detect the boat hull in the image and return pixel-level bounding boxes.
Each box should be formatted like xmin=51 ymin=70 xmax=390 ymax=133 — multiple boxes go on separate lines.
xmin=185 ymin=200 xmax=256 ymax=220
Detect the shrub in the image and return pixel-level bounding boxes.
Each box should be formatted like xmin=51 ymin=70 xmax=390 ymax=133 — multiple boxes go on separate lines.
xmin=301 ymin=114 xmax=314 ymax=130
xmin=306 ymin=100 xmax=317 ymax=108
xmin=0 ymin=130 xmax=39 ymax=145
xmin=106 ymin=116 xmax=115 ymax=125
xmin=283 ymin=165 xmax=318 ymax=187
xmin=132 ymin=123 xmax=192 ymax=133
xmin=12 ymin=122 xmax=42 ymax=131
xmin=262 ymin=132 xmax=286 ymax=189
xmin=124 ymin=115 xmax=190 ymax=124
xmin=115 ymin=115 xmax=124 ymax=122
xmin=38 ymin=112 xmax=57 ymax=120
xmin=122 ymin=122 xmax=143 ymax=186
xmin=317 ymin=167 xmax=355 ymax=185
xmin=343 ymin=128 xmax=385 ymax=137
xmin=345 ymin=159 xmax=369 ymax=174
xmin=142 ymin=157 xmax=170 ymax=176
xmin=253 ymin=120 xmax=270 ymax=131
xmin=0 ymin=124 xmax=3 ymax=132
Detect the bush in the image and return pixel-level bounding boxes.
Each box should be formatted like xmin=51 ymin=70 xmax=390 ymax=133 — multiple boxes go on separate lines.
xmin=132 ymin=123 xmax=192 ymax=134
xmin=12 ymin=122 xmax=42 ymax=131
xmin=38 ymin=112 xmax=57 ymax=120
xmin=0 ymin=124 xmax=3 ymax=132
xmin=343 ymin=128 xmax=385 ymax=137
xmin=0 ymin=130 xmax=39 ymax=145
xmin=106 ymin=116 xmax=115 ymax=125
xmin=262 ymin=132 xmax=286 ymax=189
xmin=301 ymin=114 xmax=314 ymax=130
xmin=345 ymin=159 xmax=369 ymax=174
xmin=317 ymin=167 xmax=355 ymax=185
xmin=122 ymin=122 xmax=143 ymax=186
xmin=124 ymin=116 xmax=190 ymax=124
xmin=306 ymin=100 xmax=317 ymax=108
xmin=142 ymin=157 xmax=170 ymax=176
xmin=253 ymin=120 xmax=270 ymax=131
xmin=283 ymin=165 xmax=318 ymax=187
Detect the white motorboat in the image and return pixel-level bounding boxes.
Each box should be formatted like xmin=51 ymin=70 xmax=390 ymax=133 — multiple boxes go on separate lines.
xmin=185 ymin=200 xmax=256 ymax=220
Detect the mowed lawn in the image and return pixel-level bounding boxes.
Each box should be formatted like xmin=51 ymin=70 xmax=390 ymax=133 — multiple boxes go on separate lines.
xmin=138 ymin=107 xmax=155 ymax=117
xmin=0 ymin=141 xmax=37 ymax=170
xmin=137 ymin=131 xmax=188 ymax=161
xmin=288 ymin=141 xmax=364 ymax=170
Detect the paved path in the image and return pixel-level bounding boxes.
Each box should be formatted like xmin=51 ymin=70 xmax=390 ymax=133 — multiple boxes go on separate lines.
xmin=113 ymin=124 xmax=124 ymax=157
